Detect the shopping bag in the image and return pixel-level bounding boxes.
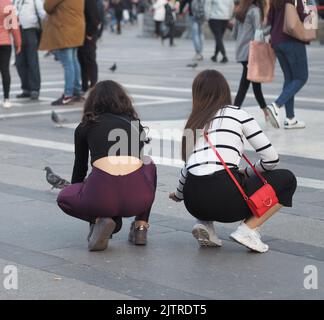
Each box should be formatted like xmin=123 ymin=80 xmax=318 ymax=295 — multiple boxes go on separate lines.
xmin=247 ymin=40 xmax=276 ymax=83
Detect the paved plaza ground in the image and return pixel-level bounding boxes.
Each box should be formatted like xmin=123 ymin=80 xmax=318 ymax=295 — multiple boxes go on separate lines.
xmin=0 ymin=26 xmax=324 ymax=300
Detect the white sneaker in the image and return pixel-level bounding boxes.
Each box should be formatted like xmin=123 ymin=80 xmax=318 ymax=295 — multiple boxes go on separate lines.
xmin=192 ymin=222 xmax=222 ymax=247
xmin=192 ymin=53 xmax=203 ymax=61
xmin=265 ymin=102 xmax=280 ymax=129
xmin=284 ymin=117 xmax=305 ymax=129
xmin=2 ymin=99 xmax=12 ymax=109
xmin=230 ymin=223 xmax=269 ymax=253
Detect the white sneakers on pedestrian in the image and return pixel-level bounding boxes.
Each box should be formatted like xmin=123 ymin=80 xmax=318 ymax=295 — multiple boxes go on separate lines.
xmin=192 ymin=222 xmax=222 ymax=247
xmin=230 ymin=223 xmax=269 ymax=253
xmin=265 ymin=102 xmax=280 ymax=128
xmin=284 ymin=117 xmax=306 ymax=129
xmin=192 ymin=53 xmax=203 ymax=61
xmin=2 ymin=99 xmax=12 ymax=109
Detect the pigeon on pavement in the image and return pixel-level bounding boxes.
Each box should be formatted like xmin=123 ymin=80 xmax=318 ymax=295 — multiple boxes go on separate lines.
xmin=110 ymin=63 xmax=117 ymax=72
xmin=51 ymin=110 xmax=67 ymax=127
xmin=44 ymin=167 xmax=70 ymax=190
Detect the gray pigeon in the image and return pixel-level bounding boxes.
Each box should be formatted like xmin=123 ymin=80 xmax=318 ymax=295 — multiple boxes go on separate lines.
xmin=44 ymin=167 xmax=70 ymax=190
xmin=51 ymin=110 xmax=66 ymax=127
xmin=110 ymin=63 xmax=117 ymax=72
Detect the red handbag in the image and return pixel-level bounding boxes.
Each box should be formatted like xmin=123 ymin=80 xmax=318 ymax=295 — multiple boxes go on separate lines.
xmin=204 ymin=133 xmax=279 ymax=218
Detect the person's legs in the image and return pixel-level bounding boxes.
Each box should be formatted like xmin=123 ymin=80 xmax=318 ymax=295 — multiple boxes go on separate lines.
xmin=208 ymin=19 xmax=218 ymax=59
xmin=234 ymin=62 xmax=251 ymax=107
xmin=15 ymin=30 xmax=30 ymax=95
xmin=0 ymin=46 xmax=12 ymax=100
xmin=191 ymin=19 xmax=202 ymax=54
xmin=25 ymin=29 xmax=41 ymax=98
xmin=77 ymin=46 xmax=88 ymax=92
xmin=169 ymin=24 xmax=175 ymax=46
xmin=216 ymin=19 xmax=228 ymax=61
xmin=72 ymin=48 xmax=82 ymax=96
xmin=56 ymin=48 xmax=75 ymax=97
xmin=275 ymin=42 xmax=308 ymax=119
xmin=252 ymin=81 xmax=267 ymax=110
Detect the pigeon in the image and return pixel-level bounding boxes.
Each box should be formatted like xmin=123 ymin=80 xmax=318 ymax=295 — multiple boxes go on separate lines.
xmin=186 ymin=62 xmax=198 ymax=68
xmin=44 ymin=167 xmax=70 ymax=190
xmin=51 ymin=110 xmax=67 ymax=127
xmin=110 ymin=63 xmax=117 ymax=72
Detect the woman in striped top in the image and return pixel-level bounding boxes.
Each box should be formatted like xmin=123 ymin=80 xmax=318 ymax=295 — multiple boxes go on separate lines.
xmin=169 ymin=70 xmax=297 ymax=253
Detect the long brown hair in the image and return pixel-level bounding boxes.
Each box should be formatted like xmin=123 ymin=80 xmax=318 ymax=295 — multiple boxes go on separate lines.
xmin=181 ymin=70 xmax=232 ymax=162
xmin=82 ymin=80 xmax=138 ymax=124
xmin=236 ymin=0 xmax=266 ymax=23
xmin=271 ymin=0 xmax=286 ymax=10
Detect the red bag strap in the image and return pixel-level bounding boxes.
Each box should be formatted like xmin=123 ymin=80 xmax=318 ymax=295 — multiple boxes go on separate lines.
xmin=242 ymin=154 xmax=268 ymax=184
xmin=203 ymin=132 xmax=249 ymax=201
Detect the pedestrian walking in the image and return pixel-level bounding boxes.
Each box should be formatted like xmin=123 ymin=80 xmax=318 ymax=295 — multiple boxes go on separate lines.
xmin=78 ymin=0 xmax=100 ymax=94
xmin=233 ymin=0 xmax=269 ymax=122
xmin=169 ymin=70 xmax=297 ymax=253
xmin=161 ymin=0 xmax=176 ymax=46
xmin=111 ymin=0 xmax=124 ymax=34
xmin=39 ymin=0 xmax=85 ymax=106
xmin=57 ymin=80 xmax=157 ymax=252
xmin=137 ymin=0 xmax=148 ymax=36
xmin=179 ymin=0 xmax=205 ymax=61
xmin=265 ymin=0 xmax=311 ymax=129
xmin=205 ymin=0 xmax=235 ymax=63
xmin=13 ymin=0 xmax=46 ymax=101
xmin=153 ymin=0 xmax=166 ymax=38
xmin=0 ymin=0 xmax=21 ymax=109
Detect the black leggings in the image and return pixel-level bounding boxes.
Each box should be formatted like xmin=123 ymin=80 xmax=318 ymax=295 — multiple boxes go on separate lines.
xmin=155 ymin=21 xmax=162 ymax=37
xmin=234 ymin=62 xmax=267 ymax=109
xmin=184 ymin=169 xmax=297 ymax=223
xmin=208 ymin=19 xmax=228 ymax=58
xmin=0 ymin=45 xmax=12 ymax=99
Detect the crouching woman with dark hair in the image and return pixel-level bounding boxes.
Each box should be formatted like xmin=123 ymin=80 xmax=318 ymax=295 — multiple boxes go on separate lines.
xmin=57 ymin=80 xmax=157 ymax=251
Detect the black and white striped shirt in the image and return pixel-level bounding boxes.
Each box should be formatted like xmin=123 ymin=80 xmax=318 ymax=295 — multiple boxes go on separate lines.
xmin=175 ymin=106 xmax=279 ymax=200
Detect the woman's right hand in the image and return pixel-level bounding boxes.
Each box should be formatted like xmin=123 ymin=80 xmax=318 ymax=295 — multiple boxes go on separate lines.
xmin=16 ymin=45 xmax=21 ymax=55
xmin=169 ymin=192 xmax=182 ymax=202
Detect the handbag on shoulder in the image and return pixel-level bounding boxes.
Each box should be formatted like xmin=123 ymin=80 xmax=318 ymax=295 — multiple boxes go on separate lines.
xmin=283 ymin=0 xmax=318 ymax=42
xmin=204 ymin=132 xmax=279 ymax=218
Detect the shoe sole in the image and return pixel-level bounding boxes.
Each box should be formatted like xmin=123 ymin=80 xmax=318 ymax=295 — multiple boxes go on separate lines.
xmin=192 ymin=228 xmax=222 ymax=248
xmin=265 ymin=106 xmax=280 ymax=129
xmin=284 ymin=125 xmax=306 ymax=130
xmin=230 ymin=234 xmax=268 ymax=253
xmin=88 ymin=218 xmax=116 ymax=252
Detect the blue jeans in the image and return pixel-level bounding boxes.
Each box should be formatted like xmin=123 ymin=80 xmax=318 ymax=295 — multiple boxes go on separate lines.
xmin=55 ymin=48 xmax=82 ymax=97
xmin=273 ymin=41 xmax=308 ymax=119
xmin=15 ymin=28 xmax=41 ymax=93
xmin=189 ymin=17 xmax=203 ymax=54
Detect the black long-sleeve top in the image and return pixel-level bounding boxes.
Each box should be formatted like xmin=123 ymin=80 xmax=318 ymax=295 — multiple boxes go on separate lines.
xmin=85 ymin=0 xmax=100 ymax=37
xmin=71 ymin=113 xmax=146 ymax=184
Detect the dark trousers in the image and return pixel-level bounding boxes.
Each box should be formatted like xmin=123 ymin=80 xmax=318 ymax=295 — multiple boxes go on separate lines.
xmin=155 ymin=21 xmax=162 ymax=37
xmin=208 ymin=19 xmax=228 ymax=58
xmin=78 ymin=38 xmax=98 ymax=92
xmin=234 ymin=62 xmax=267 ymax=109
xmin=15 ymin=28 xmax=41 ymax=93
xmin=115 ymin=10 xmax=123 ymax=34
xmin=162 ymin=24 xmax=175 ymax=45
xmin=0 ymin=45 xmax=12 ymax=99
xmin=57 ymin=162 xmax=157 ymax=224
